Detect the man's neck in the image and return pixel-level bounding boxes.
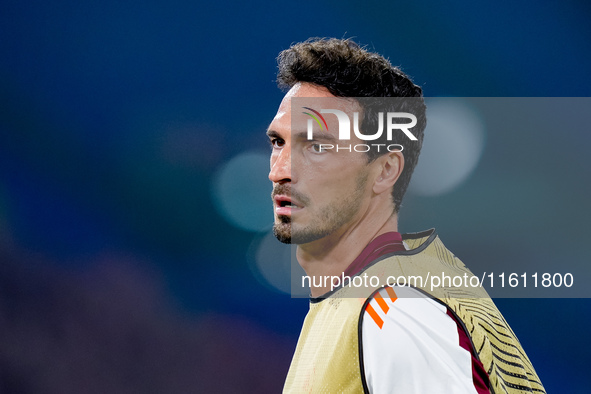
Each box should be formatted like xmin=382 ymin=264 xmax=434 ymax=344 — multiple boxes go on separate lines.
xmin=297 ymin=211 xmax=399 ymax=298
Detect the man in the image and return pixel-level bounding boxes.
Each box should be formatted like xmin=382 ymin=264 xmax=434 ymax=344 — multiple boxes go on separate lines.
xmin=267 ymin=38 xmax=545 ymax=393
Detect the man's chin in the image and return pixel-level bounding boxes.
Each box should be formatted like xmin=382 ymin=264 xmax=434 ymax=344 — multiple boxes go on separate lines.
xmin=272 ymin=215 xmax=292 ymax=244
xmin=273 ymin=225 xmax=330 ymax=245
xmin=273 ymin=216 xmax=329 ymax=245
xmin=272 ymin=225 xmax=292 ymax=244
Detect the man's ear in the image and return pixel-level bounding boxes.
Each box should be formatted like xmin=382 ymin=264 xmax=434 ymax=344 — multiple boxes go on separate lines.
xmin=373 ymin=151 xmax=404 ymax=195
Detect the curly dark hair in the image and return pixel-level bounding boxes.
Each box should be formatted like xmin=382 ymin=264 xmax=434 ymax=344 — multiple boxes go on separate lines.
xmin=277 ymin=37 xmax=427 ymax=213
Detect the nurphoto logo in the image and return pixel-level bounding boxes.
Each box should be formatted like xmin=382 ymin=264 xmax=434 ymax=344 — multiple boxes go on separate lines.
xmin=302 ymin=107 xmax=417 ymax=153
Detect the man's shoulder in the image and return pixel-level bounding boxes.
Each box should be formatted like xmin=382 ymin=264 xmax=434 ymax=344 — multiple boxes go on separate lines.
xmin=361 ymin=285 xmax=447 ymax=330
xmin=360 ymin=286 xmax=487 ymax=393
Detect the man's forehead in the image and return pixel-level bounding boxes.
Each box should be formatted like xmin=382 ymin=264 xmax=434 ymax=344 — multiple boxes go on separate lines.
xmin=270 ymin=83 xmax=360 ymax=132
xmin=288 ymin=82 xmax=334 ymax=98
xmin=282 ymin=83 xmax=358 ymax=108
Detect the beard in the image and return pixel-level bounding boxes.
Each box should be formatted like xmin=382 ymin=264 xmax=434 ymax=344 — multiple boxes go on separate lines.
xmin=272 ymin=171 xmax=369 ymax=244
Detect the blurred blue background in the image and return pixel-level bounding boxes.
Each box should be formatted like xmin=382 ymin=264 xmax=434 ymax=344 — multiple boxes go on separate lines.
xmin=1 ymin=0 xmax=590 ymax=392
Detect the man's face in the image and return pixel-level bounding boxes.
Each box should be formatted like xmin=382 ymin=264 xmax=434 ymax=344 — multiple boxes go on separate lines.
xmin=267 ymin=83 xmax=374 ymax=245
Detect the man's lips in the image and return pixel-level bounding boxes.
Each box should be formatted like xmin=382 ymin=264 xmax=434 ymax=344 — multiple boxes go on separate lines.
xmin=274 ymin=195 xmax=303 ymax=216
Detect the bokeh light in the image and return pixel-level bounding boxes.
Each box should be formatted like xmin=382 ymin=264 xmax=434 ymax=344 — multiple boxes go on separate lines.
xmin=248 ymin=231 xmax=292 ymax=294
xmin=409 ymin=98 xmax=485 ymax=196
xmin=211 ymin=151 xmax=272 ymax=232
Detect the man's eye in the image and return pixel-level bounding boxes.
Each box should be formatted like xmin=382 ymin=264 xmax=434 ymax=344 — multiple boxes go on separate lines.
xmin=311 ymin=144 xmax=324 ymax=153
xmin=270 ymin=138 xmax=285 ymax=148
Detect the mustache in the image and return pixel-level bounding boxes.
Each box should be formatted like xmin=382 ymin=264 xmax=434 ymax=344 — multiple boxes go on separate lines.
xmin=271 ymin=184 xmax=310 ymax=206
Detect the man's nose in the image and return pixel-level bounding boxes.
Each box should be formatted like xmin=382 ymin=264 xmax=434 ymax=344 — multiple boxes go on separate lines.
xmin=269 ymin=147 xmax=292 ymax=184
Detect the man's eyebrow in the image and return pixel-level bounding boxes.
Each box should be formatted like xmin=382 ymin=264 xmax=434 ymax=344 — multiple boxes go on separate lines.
xmin=293 ymin=131 xmax=336 ymax=141
xmin=266 ymin=129 xmax=280 ymax=138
